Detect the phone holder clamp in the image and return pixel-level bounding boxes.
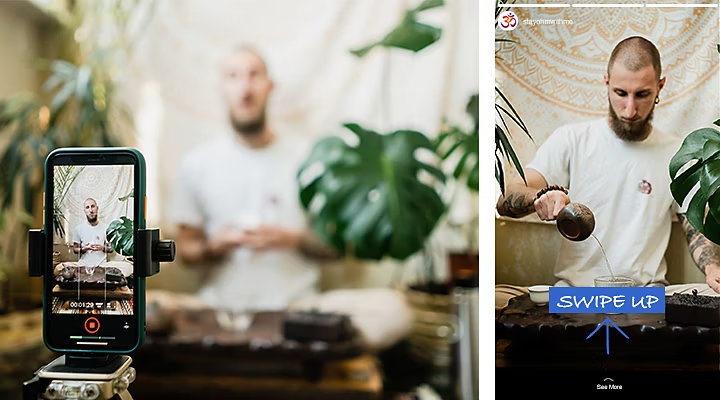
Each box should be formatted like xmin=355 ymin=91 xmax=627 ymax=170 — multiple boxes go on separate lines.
xmin=27 ymin=228 xmax=175 ymax=277
xmin=24 ymin=228 xmax=175 ymax=399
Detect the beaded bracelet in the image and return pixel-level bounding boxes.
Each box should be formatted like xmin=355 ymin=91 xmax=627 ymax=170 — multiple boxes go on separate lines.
xmin=536 ymin=185 xmax=568 ymax=200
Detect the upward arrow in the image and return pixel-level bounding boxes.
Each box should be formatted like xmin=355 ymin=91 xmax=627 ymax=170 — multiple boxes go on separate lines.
xmin=586 ymin=317 xmax=629 ymax=355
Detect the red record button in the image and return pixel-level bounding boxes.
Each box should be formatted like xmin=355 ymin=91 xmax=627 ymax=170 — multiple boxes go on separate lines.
xmin=85 ymin=317 xmax=100 ymax=334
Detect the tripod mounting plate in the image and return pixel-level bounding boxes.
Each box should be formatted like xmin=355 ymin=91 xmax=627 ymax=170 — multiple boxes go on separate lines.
xmin=26 ymin=354 xmax=135 ymax=400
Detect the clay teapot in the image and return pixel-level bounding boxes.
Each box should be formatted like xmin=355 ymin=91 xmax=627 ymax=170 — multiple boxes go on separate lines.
xmin=556 ymin=203 xmax=595 ymax=241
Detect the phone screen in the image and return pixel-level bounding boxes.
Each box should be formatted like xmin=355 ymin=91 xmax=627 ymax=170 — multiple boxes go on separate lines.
xmin=45 ymin=152 xmax=142 ymax=352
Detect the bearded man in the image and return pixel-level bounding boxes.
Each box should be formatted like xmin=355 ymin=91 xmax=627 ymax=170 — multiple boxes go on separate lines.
xmin=495 ymin=36 xmax=720 ymax=310
xmin=168 ymin=45 xmax=337 ymax=311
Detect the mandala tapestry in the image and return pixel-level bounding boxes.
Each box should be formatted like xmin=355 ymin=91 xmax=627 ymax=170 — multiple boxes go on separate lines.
xmin=496 ymin=1 xmax=719 ymax=186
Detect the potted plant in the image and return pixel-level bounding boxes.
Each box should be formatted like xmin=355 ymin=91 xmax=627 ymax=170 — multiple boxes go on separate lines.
xmin=298 ymin=0 xmax=529 ymax=392
xmin=669 ymin=124 xmax=720 ymax=239
xmin=434 ymin=94 xmax=479 ymax=285
xmin=297 ymin=0 xmax=531 ymax=391
xmin=106 ymin=188 xmax=135 ymax=261
xmin=668 ymin=46 xmax=720 ymax=241
xmin=0 ymin=1 xmax=155 ymax=303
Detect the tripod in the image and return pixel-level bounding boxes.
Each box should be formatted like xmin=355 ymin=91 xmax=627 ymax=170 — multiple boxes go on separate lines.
xmin=23 ymin=354 xmax=136 ymax=400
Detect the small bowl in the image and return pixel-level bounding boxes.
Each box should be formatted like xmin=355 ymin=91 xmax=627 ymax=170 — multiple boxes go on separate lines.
xmin=528 ymin=285 xmax=551 ymax=306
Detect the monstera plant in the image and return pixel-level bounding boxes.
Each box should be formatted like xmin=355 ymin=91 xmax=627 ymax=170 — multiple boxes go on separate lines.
xmin=106 ymin=189 xmax=134 ymax=257
xmin=349 ymin=0 xmax=443 ymax=57
xmin=298 ymin=124 xmax=446 ymax=261
xmin=298 ymin=0 xmax=484 ymax=273
xmin=670 ymin=126 xmax=720 ymax=243
xmin=669 ymin=45 xmax=720 ymax=242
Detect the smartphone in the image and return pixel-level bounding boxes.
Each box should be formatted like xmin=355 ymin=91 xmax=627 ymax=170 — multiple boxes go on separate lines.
xmin=43 ymin=148 xmax=146 ymax=354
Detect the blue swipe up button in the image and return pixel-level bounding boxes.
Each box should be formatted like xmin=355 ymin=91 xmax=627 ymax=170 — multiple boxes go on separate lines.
xmin=548 ymin=287 xmax=665 ymax=314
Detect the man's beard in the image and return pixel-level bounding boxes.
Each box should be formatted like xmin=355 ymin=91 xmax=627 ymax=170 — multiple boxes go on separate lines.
xmin=608 ymin=100 xmax=654 ymax=142
xmin=230 ymin=111 xmax=265 ymax=136
xmin=86 ymin=216 xmax=97 ymax=223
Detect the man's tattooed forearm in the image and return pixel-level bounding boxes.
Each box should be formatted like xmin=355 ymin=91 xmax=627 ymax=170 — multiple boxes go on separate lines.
xmin=697 ymin=247 xmax=720 ymax=274
xmin=502 ymin=194 xmax=532 ymax=217
xmin=679 ymin=214 xmax=703 ymax=253
xmin=678 ymin=214 xmax=720 ymax=274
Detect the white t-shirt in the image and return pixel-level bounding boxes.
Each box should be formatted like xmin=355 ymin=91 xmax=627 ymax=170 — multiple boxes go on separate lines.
xmin=167 ymin=133 xmax=319 ymax=311
xmin=72 ymin=221 xmax=109 ymax=267
xmin=526 ymin=118 xmax=683 ymax=287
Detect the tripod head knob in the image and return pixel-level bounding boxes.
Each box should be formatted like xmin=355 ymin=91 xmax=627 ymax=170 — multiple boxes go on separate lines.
xmin=154 ymin=239 xmax=176 ymax=263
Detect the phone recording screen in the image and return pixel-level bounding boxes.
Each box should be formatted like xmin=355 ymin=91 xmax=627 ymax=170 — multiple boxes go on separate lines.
xmin=47 ymin=161 xmax=139 ymax=351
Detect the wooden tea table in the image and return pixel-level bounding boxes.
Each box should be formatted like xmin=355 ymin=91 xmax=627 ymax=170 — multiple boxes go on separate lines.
xmin=131 ymin=309 xmax=382 ymax=399
xmin=497 ymin=294 xmax=720 ymax=372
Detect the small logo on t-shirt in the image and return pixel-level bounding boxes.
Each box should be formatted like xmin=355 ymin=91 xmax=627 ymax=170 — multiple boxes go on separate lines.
xmin=638 ymin=180 xmax=652 ymax=194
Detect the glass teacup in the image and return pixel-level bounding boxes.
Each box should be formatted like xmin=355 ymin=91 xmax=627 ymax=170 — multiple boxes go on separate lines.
xmin=594 ymin=276 xmax=635 ymax=287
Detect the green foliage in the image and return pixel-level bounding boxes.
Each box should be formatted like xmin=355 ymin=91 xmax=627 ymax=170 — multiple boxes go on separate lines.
xmin=435 ymin=94 xmax=479 ymax=191
xmin=119 ymin=188 xmax=134 ymax=202
xmin=106 ymin=189 xmax=134 ymax=256
xmin=670 ymin=128 xmax=720 ymax=244
xmin=495 ymin=0 xmax=532 ymax=194
xmin=53 ymin=165 xmax=85 ymax=239
xmin=350 ymin=0 xmax=444 ymax=57
xmin=299 ymin=0 xmax=486 ymax=270
xmin=107 ymin=216 xmax=134 ymax=257
xmin=298 ymin=124 xmax=446 ymax=261
xmin=495 ymin=86 xmax=532 ymax=194
xmin=669 ymin=44 xmax=720 ymax=244
xmin=0 ymin=0 xmax=155 ymax=224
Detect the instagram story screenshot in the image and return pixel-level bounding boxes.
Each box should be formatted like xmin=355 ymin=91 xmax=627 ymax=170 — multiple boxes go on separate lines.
xmin=495 ymin=0 xmax=720 ymax=394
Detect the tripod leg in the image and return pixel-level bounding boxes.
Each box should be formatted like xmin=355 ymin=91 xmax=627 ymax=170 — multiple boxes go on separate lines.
xmin=22 ymin=374 xmax=41 ymax=400
xmin=111 ymin=391 xmax=133 ymax=400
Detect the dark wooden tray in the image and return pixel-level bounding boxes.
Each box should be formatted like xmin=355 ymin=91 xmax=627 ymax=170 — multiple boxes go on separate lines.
xmin=140 ymin=310 xmax=364 ymax=373
xmin=666 ymin=292 xmax=720 ymax=327
xmin=496 ymin=294 xmax=720 ymax=343
xmin=54 ymin=265 xmax=127 ymax=290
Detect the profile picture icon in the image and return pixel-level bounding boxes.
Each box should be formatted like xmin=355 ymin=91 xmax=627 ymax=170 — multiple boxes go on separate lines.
xmin=498 ymin=10 xmax=518 ymax=31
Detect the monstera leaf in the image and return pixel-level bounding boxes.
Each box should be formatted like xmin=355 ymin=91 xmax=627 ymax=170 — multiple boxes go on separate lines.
xmin=350 ymin=0 xmax=444 ymax=57
xmin=297 ymin=123 xmax=446 ymax=260
xmin=107 ymin=216 xmax=134 ymax=256
xmin=669 ymin=127 xmax=720 ymax=244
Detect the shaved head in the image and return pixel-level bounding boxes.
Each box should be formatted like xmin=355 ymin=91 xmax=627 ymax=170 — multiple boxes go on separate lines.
xmin=607 ymin=36 xmax=662 ymax=80
xmin=83 ymin=198 xmax=98 ymax=224
xmin=220 ymin=43 xmax=274 ymax=136
xmin=225 ymin=44 xmax=269 ymax=76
